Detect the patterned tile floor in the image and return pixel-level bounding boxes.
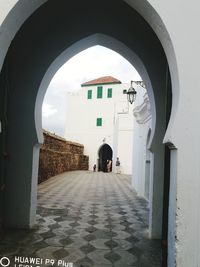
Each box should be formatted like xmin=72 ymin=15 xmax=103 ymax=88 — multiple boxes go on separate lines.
xmin=0 ymin=171 xmax=162 ymax=266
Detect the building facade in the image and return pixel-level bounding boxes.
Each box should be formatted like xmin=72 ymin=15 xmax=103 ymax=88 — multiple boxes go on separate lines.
xmin=65 ymin=76 xmax=137 ymax=174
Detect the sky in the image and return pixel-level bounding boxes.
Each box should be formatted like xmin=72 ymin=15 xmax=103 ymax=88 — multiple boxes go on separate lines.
xmin=42 ymin=45 xmax=141 ymax=137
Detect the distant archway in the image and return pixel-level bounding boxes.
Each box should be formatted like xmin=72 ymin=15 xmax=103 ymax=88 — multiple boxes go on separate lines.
xmin=98 ymin=144 xmax=113 ymax=172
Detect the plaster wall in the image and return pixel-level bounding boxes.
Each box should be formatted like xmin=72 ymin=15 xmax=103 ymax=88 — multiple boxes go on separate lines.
xmin=132 ymin=88 xmax=152 ymax=200
xmin=117 ymin=115 xmax=133 ymax=174
xmin=132 ymin=122 xmax=151 ymax=196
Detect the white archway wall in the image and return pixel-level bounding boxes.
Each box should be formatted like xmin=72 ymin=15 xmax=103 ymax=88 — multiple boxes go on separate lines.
xmin=1 ymin=1 xmax=200 ymax=267
xmin=132 ymin=90 xmax=152 ymax=198
xmin=124 ymin=0 xmax=179 ymax=146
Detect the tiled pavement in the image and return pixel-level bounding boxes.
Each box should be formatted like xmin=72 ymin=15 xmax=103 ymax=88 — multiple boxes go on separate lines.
xmin=0 ymin=171 xmax=162 ymax=266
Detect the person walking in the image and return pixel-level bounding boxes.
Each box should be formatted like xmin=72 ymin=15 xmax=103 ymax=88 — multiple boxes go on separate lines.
xmin=93 ymin=164 xmax=96 ymax=172
xmin=107 ymin=160 xmax=112 ymax=172
xmin=116 ymin=157 xmax=121 ymax=174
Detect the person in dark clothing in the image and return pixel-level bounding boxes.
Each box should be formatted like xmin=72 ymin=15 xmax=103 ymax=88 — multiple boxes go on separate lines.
xmin=116 ymin=157 xmax=121 ymax=174
xmin=93 ymin=164 xmax=96 ymax=172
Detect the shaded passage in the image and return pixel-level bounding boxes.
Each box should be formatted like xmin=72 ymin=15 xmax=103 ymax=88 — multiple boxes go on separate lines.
xmin=0 ymin=171 xmax=161 ymax=266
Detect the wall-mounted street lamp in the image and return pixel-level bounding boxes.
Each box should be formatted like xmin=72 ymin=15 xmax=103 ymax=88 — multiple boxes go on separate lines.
xmin=126 ymin=80 xmax=137 ymax=104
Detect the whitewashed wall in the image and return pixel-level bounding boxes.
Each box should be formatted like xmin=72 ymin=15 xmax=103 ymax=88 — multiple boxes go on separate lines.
xmin=132 ymin=86 xmax=152 ymax=199
xmin=65 ymin=82 xmax=134 ymax=174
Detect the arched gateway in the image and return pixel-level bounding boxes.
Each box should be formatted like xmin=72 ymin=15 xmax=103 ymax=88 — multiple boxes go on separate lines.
xmin=0 ymin=0 xmax=171 ymax=235
xmin=98 ymin=144 xmax=113 ymax=172
xmin=0 ymin=0 xmax=181 ymax=266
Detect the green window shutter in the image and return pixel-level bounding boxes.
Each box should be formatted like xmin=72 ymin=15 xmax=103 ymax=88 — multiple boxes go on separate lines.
xmin=97 ymin=86 xmax=103 ymax=98
xmin=107 ymin=88 xmax=112 ymax=98
xmin=96 ymin=118 xmax=102 ymax=126
xmin=87 ymin=90 xmax=92 ymax=99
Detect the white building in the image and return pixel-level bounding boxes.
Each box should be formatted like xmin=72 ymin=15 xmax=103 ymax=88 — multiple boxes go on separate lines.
xmin=65 ymin=76 xmax=140 ymax=174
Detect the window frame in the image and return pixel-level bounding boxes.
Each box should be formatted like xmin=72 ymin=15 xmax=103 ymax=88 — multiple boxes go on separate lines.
xmin=87 ymin=89 xmax=92 ymax=99
xmin=107 ymin=88 xmax=112 ymax=98
xmin=97 ymin=86 xmax=103 ymax=98
xmin=96 ymin=117 xmax=102 ymax=126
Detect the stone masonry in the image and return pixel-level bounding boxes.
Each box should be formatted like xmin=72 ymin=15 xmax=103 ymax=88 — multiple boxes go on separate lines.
xmin=38 ymin=131 xmax=89 ymax=183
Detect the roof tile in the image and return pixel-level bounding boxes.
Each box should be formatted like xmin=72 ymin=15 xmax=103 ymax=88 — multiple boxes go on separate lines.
xmin=81 ymin=76 xmax=121 ymax=86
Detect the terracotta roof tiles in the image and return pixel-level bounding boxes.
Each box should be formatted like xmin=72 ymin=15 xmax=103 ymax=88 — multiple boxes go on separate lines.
xmin=81 ymin=76 xmax=121 ymax=86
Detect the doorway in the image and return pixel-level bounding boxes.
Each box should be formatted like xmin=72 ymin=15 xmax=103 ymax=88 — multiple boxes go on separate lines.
xmin=98 ymin=144 xmax=113 ymax=172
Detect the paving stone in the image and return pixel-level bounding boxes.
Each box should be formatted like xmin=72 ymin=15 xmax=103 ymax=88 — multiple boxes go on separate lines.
xmin=52 ymin=228 xmax=71 ymax=236
xmin=87 ymin=249 xmax=112 ymax=265
xmin=87 ymin=220 xmax=98 ymax=225
xmin=112 ymin=230 xmax=131 ymax=239
xmin=20 ymin=233 xmax=43 ymax=245
xmin=35 ymin=226 xmax=51 ymax=234
xmin=89 ymin=215 xmax=99 ymax=219
xmin=93 ymin=230 xmax=117 ymax=239
xmin=62 ymin=247 xmax=85 ymax=263
xmin=112 ymin=249 xmax=138 ymax=266
xmin=36 ymin=246 xmax=62 ymax=259
xmin=120 ymin=221 xmax=132 ymax=227
xmin=0 ymin=171 xmax=161 ymax=266
xmin=52 ymin=248 xmax=69 ymax=259
xmin=112 ymin=239 xmax=132 ymax=250
xmin=40 ymin=231 xmax=56 ymax=239
xmin=49 ymin=223 xmax=61 ymax=230
xmin=75 ymin=222 xmax=91 ymax=230
xmin=126 ymin=235 xmax=140 ymax=243
xmin=65 ymin=229 xmax=78 ymax=235
xmin=60 ymin=237 xmax=73 ymax=246
xmin=65 ymin=237 xmax=87 ymax=248
xmin=69 ymin=222 xmax=80 ymax=227
xmin=45 ymin=236 xmax=64 ymax=247
xmin=76 ymin=257 xmax=94 ymax=267
xmin=85 ymin=226 xmax=98 ymax=233
xmin=94 ymin=223 xmax=109 ymax=230
xmin=71 ymin=229 xmax=89 ymax=238
xmin=124 ymin=227 xmax=136 ymax=235
xmin=104 ymin=240 xmax=118 ymax=249
xmin=83 ymin=234 xmax=96 ymax=242
xmin=58 ymin=220 xmax=76 ymax=228
xmin=80 ymin=244 xmax=96 ymax=254
xmin=104 ymin=251 xmax=122 ymax=263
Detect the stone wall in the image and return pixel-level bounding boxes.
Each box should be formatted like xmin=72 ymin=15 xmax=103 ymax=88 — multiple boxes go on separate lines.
xmin=38 ymin=130 xmax=89 ymax=183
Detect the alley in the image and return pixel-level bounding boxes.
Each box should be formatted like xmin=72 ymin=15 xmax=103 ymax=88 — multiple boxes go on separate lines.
xmin=0 ymin=171 xmax=162 ymax=266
